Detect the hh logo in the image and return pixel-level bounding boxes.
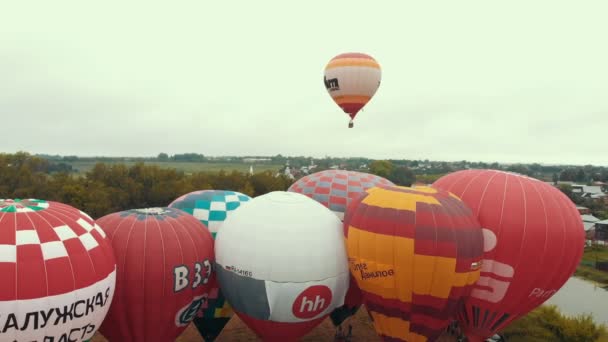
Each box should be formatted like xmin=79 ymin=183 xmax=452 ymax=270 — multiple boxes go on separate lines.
xmin=324 ymin=76 xmax=340 ymax=91
xmin=292 ymin=285 xmax=333 ymax=319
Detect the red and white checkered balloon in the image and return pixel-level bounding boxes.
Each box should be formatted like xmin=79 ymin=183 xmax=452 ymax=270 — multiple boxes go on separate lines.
xmin=288 ymin=170 xmax=394 ymax=220
xmin=0 ymin=199 xmax=116 ymax=342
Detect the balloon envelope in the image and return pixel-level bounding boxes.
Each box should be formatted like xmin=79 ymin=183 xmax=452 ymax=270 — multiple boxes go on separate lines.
xmin=288 ymin=169 xmax=394 ymax=327
xmin=169 ymin=190 xmax=251 ymax=341
xmin=97 ymin=207 xmax=214 ymax=342
xmin=215 ymin=191 xmax=349 ymax=341
xmin=288 ymin=169 xmax=394 ymax=221
xmin=344 ymin=186 xmax=484 ymax=342
xmin=433 ymin=170 xmax=585 ymax=340
xmin=0 ymin=199 xmax=116 ymax=342
xmin=324 ymin=52 xmax=381 ymax=122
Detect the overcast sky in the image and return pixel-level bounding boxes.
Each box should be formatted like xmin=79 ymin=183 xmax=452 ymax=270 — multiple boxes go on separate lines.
xmin=2 ymin=1 xmax=607 ymax=165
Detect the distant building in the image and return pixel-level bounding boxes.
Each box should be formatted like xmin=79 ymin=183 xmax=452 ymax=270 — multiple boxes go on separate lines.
xmin=568 ymin=184 xmax=608 ymax=204
xmin=577 ymin=206 xmax=591 ymax=215
xmin=594 ymin=219 xmax=608 ymax=242
xmin=243 ymin=157 xmax=271 ymax=163
xmin=582 ymin=214 xmax=600 ymax=232
xmin=571 ymin=184 xmax=603 ymax=195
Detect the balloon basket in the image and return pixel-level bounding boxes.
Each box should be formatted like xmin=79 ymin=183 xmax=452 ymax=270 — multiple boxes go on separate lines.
xmin=334 ymin=324 xmax=353 ymax=341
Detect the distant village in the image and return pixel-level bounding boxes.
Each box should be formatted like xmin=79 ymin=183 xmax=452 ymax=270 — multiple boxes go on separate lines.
xmin=560 ymin=182 xmax=608 ymax=245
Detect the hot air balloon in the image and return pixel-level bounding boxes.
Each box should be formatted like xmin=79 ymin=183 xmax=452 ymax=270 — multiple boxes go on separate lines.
xmin=433 ymin=170 xmax=585 ymax=341
xmin=214 ymin=191 xmax=350 ymax=342
xmin=0 ymin=199 xmax=116 ymax=342
xmin=96 ymin=207 xmax=214 ymax=342
xmin=323 ymin=52 xmax=381 ymax=128
xmin=344 ymin=186 xmax=484 ymax=342
xmin=288 ymin=169 xmax=394 ymax=328
xmin=288 ymin=169 xmax=394 ymax=221
xmin=169 ymin=190 xmax=251 ymax=341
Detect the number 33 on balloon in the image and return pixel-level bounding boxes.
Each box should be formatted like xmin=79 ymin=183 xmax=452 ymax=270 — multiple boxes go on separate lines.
xmin=173 ymin=260 xmax=212 ymax=292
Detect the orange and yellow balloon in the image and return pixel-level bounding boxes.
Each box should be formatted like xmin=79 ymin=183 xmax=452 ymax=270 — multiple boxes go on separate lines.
xmin=323 ymin=52 xmax=381 ymax=128
xmin=344 ymin=185 xmax=484 ymax=342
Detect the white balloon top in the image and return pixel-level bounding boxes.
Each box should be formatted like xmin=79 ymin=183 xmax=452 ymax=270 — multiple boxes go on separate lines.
xmin=215 ymin=191 xmax=348 ymax=283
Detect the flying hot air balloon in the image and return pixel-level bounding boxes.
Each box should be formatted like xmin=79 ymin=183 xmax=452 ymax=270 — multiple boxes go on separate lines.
xmin=214 ymin=191 xmax=350 ymax=342
xmin=169 ymin=190 xmax=251 ymax=341
xmin=288 ymin=169 xmax=394 ymax=328
xmin=0 ymin=199 xmax=116 ymax=342
xmin=96 ymin=207 xmax=214 ymax=342
xmin=344 ymin=186 xmax=484 ymax=342
xmin=433 ymin=170 xmax=585 ymax=341
xmin=323 ymin=52 xmax=381 ymax=128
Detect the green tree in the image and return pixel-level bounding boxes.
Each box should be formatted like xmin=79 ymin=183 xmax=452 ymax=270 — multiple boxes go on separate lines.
xmin=157 ymin=152 xmax=169 ymax=161
xmin=249 ymin=171 xmax=291 ymax=196
xmin=558 ymin=184 xmax=577 ymax=203
xmin=389 ymin=166 xmax=416 ymax=186
xmin=369 ymin=160 xmax=394 ymax=179
xmin=576 ymin=168 xmax=588 ymax=183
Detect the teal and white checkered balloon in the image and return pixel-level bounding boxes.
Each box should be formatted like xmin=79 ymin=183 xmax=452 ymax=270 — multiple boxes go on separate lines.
xmin=169 ymin=190 xmax=251 ymax=239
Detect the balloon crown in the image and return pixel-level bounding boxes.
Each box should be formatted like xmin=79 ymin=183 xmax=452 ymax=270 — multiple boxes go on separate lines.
xmin=121 ymin=207 xmax=183 ymax=220
xmin=0 ymin=198 xmax=49 ymax=212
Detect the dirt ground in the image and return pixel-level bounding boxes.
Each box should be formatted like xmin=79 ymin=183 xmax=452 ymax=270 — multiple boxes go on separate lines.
xmin=92 ymin=309 xmax=458 ymax=341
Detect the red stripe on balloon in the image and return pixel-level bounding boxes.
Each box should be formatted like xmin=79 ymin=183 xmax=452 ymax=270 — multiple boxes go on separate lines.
xmin=331 ymin=52 xmax=376 ymax=60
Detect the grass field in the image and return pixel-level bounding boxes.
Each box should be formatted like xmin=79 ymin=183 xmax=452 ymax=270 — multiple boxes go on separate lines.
xmin=583 ymin=245 xmax=608 ymax=263
xmin=67 ymin=161 xmax=284 ymax=175
xmin=577 ymin=245 xmax=608 ymax=287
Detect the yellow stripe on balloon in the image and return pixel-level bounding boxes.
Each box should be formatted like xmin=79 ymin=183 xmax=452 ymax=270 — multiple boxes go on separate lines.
xmin=332 ymin=95 xmax=371 ymax=105
xmin=347 ymin=226 xmax=414 ymax=301
xmin=348 ymin=225 xmax=482 ymax=301
xmin=361 ymin=187 xmax=441 ymax=211
xmin=413 ymin=255 xmax=475 ymax=299
xmin=370 ymin=312 xmax=428 ymax=342
xmin=325 ymin=58 xmax=381 ymax=70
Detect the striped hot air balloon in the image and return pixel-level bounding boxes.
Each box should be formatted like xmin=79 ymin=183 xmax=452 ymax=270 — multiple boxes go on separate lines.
xmin=433 ymin=170 xmax=585 ymax=342
xmin=0 ymin=199 xmax=116 ymax=342
xmin=96 ymin=207 xmax=215 ymax=342
xmin=323 ymin=52 xmax=381 ymax=128
xmin=344 ymin=186 xmax=484 ymax=342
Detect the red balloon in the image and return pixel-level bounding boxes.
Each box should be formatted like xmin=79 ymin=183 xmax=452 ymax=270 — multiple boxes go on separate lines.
xmin=0 ymin=199 xmax=116 ymax=342
xmin=433 ymin=170 xmax=585 ymax=341
xmin=96 ymin=207 xmax=215 ymax=342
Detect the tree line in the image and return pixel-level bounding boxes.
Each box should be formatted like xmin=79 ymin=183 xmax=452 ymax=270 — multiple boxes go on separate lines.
xmin=0 ymin=152 xmax=292 ymax=218
xmin=5 ymin=151 xmax=608 ymax=220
